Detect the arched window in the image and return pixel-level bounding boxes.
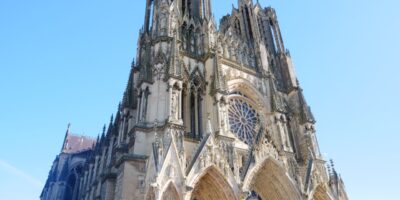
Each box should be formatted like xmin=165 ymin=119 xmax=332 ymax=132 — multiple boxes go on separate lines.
xmin=144 ymin=0 xmax=154 ymax=32
xmin=187 ymin=0 xmax=192 ymax=17
xmin=181 ymin=23 xmax=187 ymax=50
xmin=139 ymin=87 xmax=150 ymax=123
xmin=234 ymin=18 xmax=241 ymax=36
xmin=195 ymin=28 xmax=202 ymax=55
xmin=188 ymin=25 xmax=195 ymax=53
xmin=143 ymin=87 xmax=150 ymax=121
xmin=181 ymin=0 xmax=192 ymax=17
xmin=244 ymin=6 xmax=254 ymax=41
xmin=181 ymin=0 xmax=186 ymax=15
xmin=187 ymin=76 xmax=203 ymax=140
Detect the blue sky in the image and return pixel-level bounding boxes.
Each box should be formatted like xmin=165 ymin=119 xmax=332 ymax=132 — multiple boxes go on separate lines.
xmin=0 ymin=0 xmax=399 ymax=199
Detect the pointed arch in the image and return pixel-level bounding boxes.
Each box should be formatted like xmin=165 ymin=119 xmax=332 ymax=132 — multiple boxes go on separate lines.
xmin=161 ymin=181 xmax=181 ymax=200
xmin=189 ymin=166 xmax=236 ymax=200
xmin=233 ymin=17 xmax=242 ymax=36
xmin=311 ymin=184 xmax=333 ymax=200
xmin=188 ymin=25 xmax=195 ymax=53
xmin=243 ymin=158 xmax=301 ymax=200
xmin=227 ymin=78 xmax=267 ymax=112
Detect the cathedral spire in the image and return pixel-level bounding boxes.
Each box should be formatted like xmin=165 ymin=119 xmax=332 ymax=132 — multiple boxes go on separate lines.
xmin=61 ymin=123 xmax=71 ymax=153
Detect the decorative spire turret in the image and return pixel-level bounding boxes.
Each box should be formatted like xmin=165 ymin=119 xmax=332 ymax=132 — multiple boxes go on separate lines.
xmin=123 ymin=59 xmax=138 ymax=109
xmin=298 ymin=88 xmax=316 ymax=124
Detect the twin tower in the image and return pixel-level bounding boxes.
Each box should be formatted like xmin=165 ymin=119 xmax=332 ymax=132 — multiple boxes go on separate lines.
xmin=41 ymin=0 xmax=348 ymax=200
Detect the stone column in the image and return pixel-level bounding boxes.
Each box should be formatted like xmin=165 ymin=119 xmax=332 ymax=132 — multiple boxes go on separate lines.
xmin=168 ymin=82 xmax=173 ymax=119
xmin=117 ymin=117 xmax=124 ymax=145
xmin=194 ymin=91 xmax=199 ymax=138
xmin=178 ymin=86 xmax=183 ymax=123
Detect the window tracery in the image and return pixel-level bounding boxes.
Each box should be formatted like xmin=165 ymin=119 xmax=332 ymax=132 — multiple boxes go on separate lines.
xmin=228 ymin=98 xmax=260 ymax=145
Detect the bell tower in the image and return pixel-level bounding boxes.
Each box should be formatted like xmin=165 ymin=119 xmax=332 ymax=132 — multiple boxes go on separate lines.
xmin=42 ymin=1 xmax=348 ymax=200
xmin=180 ymin=0 xmax=211 ymax=20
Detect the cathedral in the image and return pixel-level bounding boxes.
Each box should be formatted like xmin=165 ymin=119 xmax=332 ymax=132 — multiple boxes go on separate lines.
xmin=41 ymin=0 xmax=348 ymax=199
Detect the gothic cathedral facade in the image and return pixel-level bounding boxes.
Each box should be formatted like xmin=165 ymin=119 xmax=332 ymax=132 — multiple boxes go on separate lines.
xmin=41 ymin=0 xmax=348 ymax=200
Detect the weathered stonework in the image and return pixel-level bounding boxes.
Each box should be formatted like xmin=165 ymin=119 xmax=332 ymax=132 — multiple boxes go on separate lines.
xmin=41 ymin=0 xmax=348 ymax=200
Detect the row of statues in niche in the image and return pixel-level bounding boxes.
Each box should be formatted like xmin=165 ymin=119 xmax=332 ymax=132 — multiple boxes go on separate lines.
xmin=218 ymin=40 xmax=256 ymax=68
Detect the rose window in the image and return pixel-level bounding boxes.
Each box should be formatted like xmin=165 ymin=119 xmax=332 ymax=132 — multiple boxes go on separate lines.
xmin=228 ymin=98 xmax=260 ymax=145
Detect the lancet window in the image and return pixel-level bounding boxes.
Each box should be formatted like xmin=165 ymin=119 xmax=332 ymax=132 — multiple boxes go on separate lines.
xmin=181 ymin=0 xmax=192 ymax=17
xmin=181 ymin=23 xmax=187 ymax=50
xmin=188 ymin=25 xmax=195 ymax=53
xmin=183 ymin=76 xmax=204 ymax=140
xmin=138 ymin=87 xmax=150 ymax=123
xmin=234 ymin=18 xmax=241 ymax=36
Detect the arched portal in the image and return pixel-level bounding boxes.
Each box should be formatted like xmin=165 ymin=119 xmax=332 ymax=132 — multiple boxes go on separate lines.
xmin=190 ymin=166 xmax=236 ymax=200
xmin=312 ymin=185 xmax=332 ymax=200
xmin=244 ymin=158 xmax=301 ymax=200
xmin=161 ymin=181 xmax=181 ymax=200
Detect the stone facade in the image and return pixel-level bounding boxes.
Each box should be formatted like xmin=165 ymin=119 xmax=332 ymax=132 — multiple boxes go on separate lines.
xmin=41 ymin=0 xmax=348 ymax=200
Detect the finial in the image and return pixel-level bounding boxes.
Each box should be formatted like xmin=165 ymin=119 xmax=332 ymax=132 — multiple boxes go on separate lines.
xmin=330 ymin=159 xmax=338 ymax=176
xmin=110 ymin=114 xmax=114 ymax=124
xmin=330 ymin=159 xmax=335 ymax=169
xmin=327 ymin=164 xmax=332 ymax=176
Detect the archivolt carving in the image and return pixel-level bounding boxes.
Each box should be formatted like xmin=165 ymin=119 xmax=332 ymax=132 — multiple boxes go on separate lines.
xmin=311 ymin=184 xmax=333 ymax=200
xmin=189 ymin=166 xmax=237 ymax=200
xmin=227 ymin=78 xmax=267 ymax=113
xmin=243 ymin=158 xmax=302 ymax=200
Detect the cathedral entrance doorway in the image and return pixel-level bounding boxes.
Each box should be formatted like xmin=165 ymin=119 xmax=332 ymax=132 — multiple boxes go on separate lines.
xmin=190 ymin=166 xmax=236 ymax=200
xmin=311 ymin=185 xmax=332 ymax=200
xmin=244 ymin=158 xmax=301 ymax=200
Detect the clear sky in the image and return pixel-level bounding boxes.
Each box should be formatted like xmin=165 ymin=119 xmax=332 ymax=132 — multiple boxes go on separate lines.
xmin=0 ymin=0 xmax=399 ymax=199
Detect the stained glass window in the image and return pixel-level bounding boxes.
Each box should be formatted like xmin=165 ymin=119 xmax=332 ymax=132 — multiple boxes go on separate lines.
xmin=228 ymin=98 xmax=260 ymax=145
